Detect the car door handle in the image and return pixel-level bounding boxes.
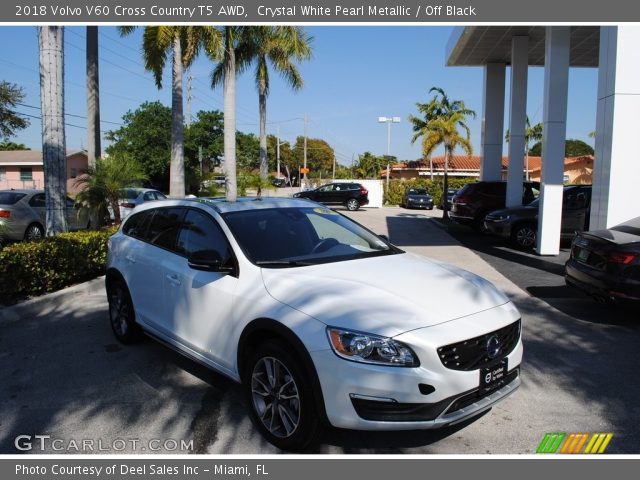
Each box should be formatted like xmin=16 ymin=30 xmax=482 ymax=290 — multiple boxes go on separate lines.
xmin=125 ymin=254 xmax=136 ymax=264
xmin=166 ymin=274 xmax=181 ymax=286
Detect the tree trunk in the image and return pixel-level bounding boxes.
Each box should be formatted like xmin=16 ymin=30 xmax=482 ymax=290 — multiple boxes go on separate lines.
xmin=86 ymin=26 xmax=101 ymax=168
xmin=38 ymin=26 xmax=68 ymax=235
xmin=258 ymin=73 xmax=268 ymax=180
xmin=223 ymin=29 xmax=237 ymax=202
xmin=169 ymin=33 xmax=185 ymax=198
xmin=442 ymin=147 xmax=450 ymax=220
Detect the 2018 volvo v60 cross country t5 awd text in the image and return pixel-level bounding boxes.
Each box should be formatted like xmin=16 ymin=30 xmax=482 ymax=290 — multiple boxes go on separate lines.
xmin=106 ymin=197 xmax=523 ymax=449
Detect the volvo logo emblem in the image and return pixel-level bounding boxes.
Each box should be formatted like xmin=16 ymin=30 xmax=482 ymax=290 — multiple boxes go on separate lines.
xmin=486 ymin=335 xmax=501 ymax=359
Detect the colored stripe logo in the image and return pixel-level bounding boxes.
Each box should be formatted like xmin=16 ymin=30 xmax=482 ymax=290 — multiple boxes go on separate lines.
xmin=537 ymin=433 xmax=612 ymax=454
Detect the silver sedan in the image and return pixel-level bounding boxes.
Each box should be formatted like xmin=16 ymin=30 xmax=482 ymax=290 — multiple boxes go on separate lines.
xmin=0 ymin=189 xmax=89 ymax=241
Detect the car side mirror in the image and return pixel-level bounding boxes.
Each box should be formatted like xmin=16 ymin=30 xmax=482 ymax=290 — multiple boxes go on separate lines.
xmin=188 ymin=250 xmax=234 ymax=273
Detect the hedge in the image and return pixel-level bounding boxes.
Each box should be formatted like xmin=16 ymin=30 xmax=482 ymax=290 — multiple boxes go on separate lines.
xmin=0 ymin=227 xmax=117 ymax=305
xmin=384 ymin=177 xmax=477 ymax=206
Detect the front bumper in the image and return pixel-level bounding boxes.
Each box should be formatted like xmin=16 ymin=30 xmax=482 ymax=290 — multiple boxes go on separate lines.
xmin=311 ymin=302 xmax=523 ymax=430
xmin=484 ymin=219 xmax=511 ymax=238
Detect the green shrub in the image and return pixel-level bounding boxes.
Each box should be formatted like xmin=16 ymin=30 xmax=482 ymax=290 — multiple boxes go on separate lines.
xmin=0 ymin=226 xmax=117 ymax=305
xmin=384 ymin=177 xmax=476 ymax=206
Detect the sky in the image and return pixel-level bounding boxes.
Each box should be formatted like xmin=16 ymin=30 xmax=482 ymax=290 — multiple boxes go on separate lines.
xmin=0 ymin=26 xmax=598 ymax=167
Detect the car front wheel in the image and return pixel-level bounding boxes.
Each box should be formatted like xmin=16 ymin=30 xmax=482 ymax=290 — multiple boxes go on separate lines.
xmin=346 ymin=198 xmax=360 ymax=211
xmin=511 ymin=224 xmax=537 ymax=250
xmin=245 ymin=341 xmax=321 ymax=450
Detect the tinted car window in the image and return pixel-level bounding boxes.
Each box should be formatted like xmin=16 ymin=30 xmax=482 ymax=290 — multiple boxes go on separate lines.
xmin=176 ymin=209 xmax=232 ymax=261
xmin=484 ymin=183 xmax=506 ymax=195
xmin=123 ymin=210 xmax=154 ymax=240
xmin=0 ymin=192 xmax=26 ymax=205
xmin=147 ymin=208 xmax=185 ymax=252
xmin=120 ymin=189 xmax=139 ymax=200
xmin=564 ymin=189 xmax=590 ymax=210
xmin=28 ymin=193 xmax=46 ymax=208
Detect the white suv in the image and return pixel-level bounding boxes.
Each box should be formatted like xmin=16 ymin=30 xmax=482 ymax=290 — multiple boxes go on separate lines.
xmin=106 ymin=197 xmax=522 ymax=450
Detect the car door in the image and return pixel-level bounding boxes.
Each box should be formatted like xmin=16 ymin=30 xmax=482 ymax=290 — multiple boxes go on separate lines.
xmin=163 ymin=208 xmax=238 ymax=372
xmin=313 ymin=184 xmax=334 ymax=204
xmin=129 ymin=207 xmax=186 ymax=330
xmin=27 ymin=192 xmax=46 ymax=226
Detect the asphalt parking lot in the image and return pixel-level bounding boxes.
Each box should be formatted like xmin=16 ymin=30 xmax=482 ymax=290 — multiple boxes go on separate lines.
xmin=1 ymin=206 xmax=638 ymax=454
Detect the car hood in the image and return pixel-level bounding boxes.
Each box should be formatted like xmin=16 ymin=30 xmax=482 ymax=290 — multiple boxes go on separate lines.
xmin=261 ymin=252 xmax=509 ymax=337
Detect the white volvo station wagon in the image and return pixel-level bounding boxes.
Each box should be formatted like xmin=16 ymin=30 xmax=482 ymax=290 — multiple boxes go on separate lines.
xmin=106 ymin=197 xmax=522 ymax=450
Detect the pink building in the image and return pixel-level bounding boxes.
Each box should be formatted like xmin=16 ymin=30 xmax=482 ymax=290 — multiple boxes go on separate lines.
xmin=0 ymin=150 xmax=88 ymax=195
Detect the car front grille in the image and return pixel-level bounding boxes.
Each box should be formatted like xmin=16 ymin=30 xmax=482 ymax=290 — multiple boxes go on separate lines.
xmin=437 ymin=320 xmax=521 ymax=371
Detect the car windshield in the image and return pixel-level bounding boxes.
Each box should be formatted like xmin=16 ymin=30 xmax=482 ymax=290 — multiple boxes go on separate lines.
xmin=222 ymin=206 xmax=401 ymax=267
xmin=0 ymin=192 xmax=27 ymax=205
xmin=409 ymin=188 xmax=428 ymax=195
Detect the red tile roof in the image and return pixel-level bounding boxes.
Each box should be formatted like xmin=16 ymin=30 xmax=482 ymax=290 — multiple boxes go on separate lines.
xmin=390 ymin=154 xmax=592 ymax=173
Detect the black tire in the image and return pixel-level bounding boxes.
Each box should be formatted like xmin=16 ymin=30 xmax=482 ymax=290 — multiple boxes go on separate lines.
xmin=346 ymin=198 xmax=360 ymax=211
xmin=511 ymin=223 xmax=537 ymax=250
xmin=107 ymin=280 xmax=143 ymax=344
xmin=24 ymin=223 xmax=44 ymax=241
xmin=472 ymin=214 xmax=489 ymax=233
xmin=427 ymin=205 xmax=434 ymax=210
xmin=245 ymin=340 xmax=322 ymax=451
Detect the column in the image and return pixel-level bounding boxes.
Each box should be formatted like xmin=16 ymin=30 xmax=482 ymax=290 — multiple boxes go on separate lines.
xmin=591 ymin=27 xmax=640 ymax=230
xmin=480 ymin=63 xmax=506 ymax=181
xmin=506 ymin=36 xmax=529 ymax=207
xmin=537 ymin=27 xmax=570 ymax=255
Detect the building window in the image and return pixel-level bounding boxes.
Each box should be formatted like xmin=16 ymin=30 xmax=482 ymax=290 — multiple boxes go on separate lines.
xmin=20 ymin=167 xmax=33 ymax=181
xmin=70 ymin=168 xmax=77 ymax=178
xmin=0 ymin=167 xmax=6 ymax=181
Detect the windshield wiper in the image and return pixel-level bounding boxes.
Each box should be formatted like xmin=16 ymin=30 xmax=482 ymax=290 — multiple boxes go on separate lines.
xmin=255 ymin=260 xmax=314 ymax=267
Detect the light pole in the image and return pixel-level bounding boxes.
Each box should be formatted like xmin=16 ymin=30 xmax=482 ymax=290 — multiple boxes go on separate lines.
xmin=378 ymin=116 xmax=400 ymax=188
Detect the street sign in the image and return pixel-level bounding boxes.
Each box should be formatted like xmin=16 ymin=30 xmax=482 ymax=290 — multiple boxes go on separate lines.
xmin=300 ymin=167 xmax=310 ymax=174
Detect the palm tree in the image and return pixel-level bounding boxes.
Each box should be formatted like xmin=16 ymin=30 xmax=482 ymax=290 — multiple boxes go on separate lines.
xmin=238 ymin=27 xmax=312 ymax=180
xmin=75 ymin=155 xmax=147 ymax=224
xmin=119 ymin=26 xmax=221 ymax=198
xmin=505 ymin=116 xmax=543 ymax=181
xmin=410 ymin=87 xmax=476 ymax=219
xmin=38 ymin=26 xmax=68 ymax=235
xmin=209 ymin=27 xmax=249 ymax=202
xmin=86 ymin=26 xmax=101 ymax=169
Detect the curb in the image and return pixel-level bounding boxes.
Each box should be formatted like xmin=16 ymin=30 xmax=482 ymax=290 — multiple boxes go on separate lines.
xmin=0 ymin=275 xmax=106 ymax=324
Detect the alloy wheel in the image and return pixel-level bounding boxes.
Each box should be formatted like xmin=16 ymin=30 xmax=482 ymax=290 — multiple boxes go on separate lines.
xmin=251 ymin=356 xmax=301 ymax=438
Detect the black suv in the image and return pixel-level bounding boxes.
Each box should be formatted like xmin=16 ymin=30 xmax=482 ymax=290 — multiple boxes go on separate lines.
xmin=485 ymin=185 xmax=592 ymax=249
xmin=293 ymin=182 xmax=369 ymax=211
xmin=451 ymin=181 xmax=540 ymax=230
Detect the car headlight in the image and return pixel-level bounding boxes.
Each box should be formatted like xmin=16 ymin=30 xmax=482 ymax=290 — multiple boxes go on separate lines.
xmin=293 ymin=193 xmax=300 ymax=198
xmin=327 ymin=327 xmax=420 ymax=367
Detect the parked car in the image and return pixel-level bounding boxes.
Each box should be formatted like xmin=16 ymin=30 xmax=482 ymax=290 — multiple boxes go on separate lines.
xmin=272 ymin=177 xmax=288 ymax=188
xmin=106 ymin=197 xmax=522 ymax=450
xmin=293 ymin=182 xmax=369 ymax=211
xmin=565 ymin=216 xmax=640 ymax=305
xmin=439 ymin=189 xmax=458 ymax=211
xmin=0 ymin=189 xmax=89 ymax=241
xmin=402 ymin=188 xmax=433 ymax=210
xmin=484 ymin=185 xmax=592 ymax=249
xmin=451 ymin=181 xmax=540 ymax=230
xmin=117 ymin=188 xmax=166 ymax=220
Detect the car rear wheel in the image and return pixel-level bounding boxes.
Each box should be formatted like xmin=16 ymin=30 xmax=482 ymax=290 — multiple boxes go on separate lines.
xmin=511 ymin=224 xmax=537 ymax=250
xmin=245 ymin=341 xmax=321 ymax=451
xmin=24 ymin=223 xmax=44 ymax=241
xmin=108 ymin=280 xmax=142 ymax=344
xmin=346 ymin=198 xmax=360 ymax=211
